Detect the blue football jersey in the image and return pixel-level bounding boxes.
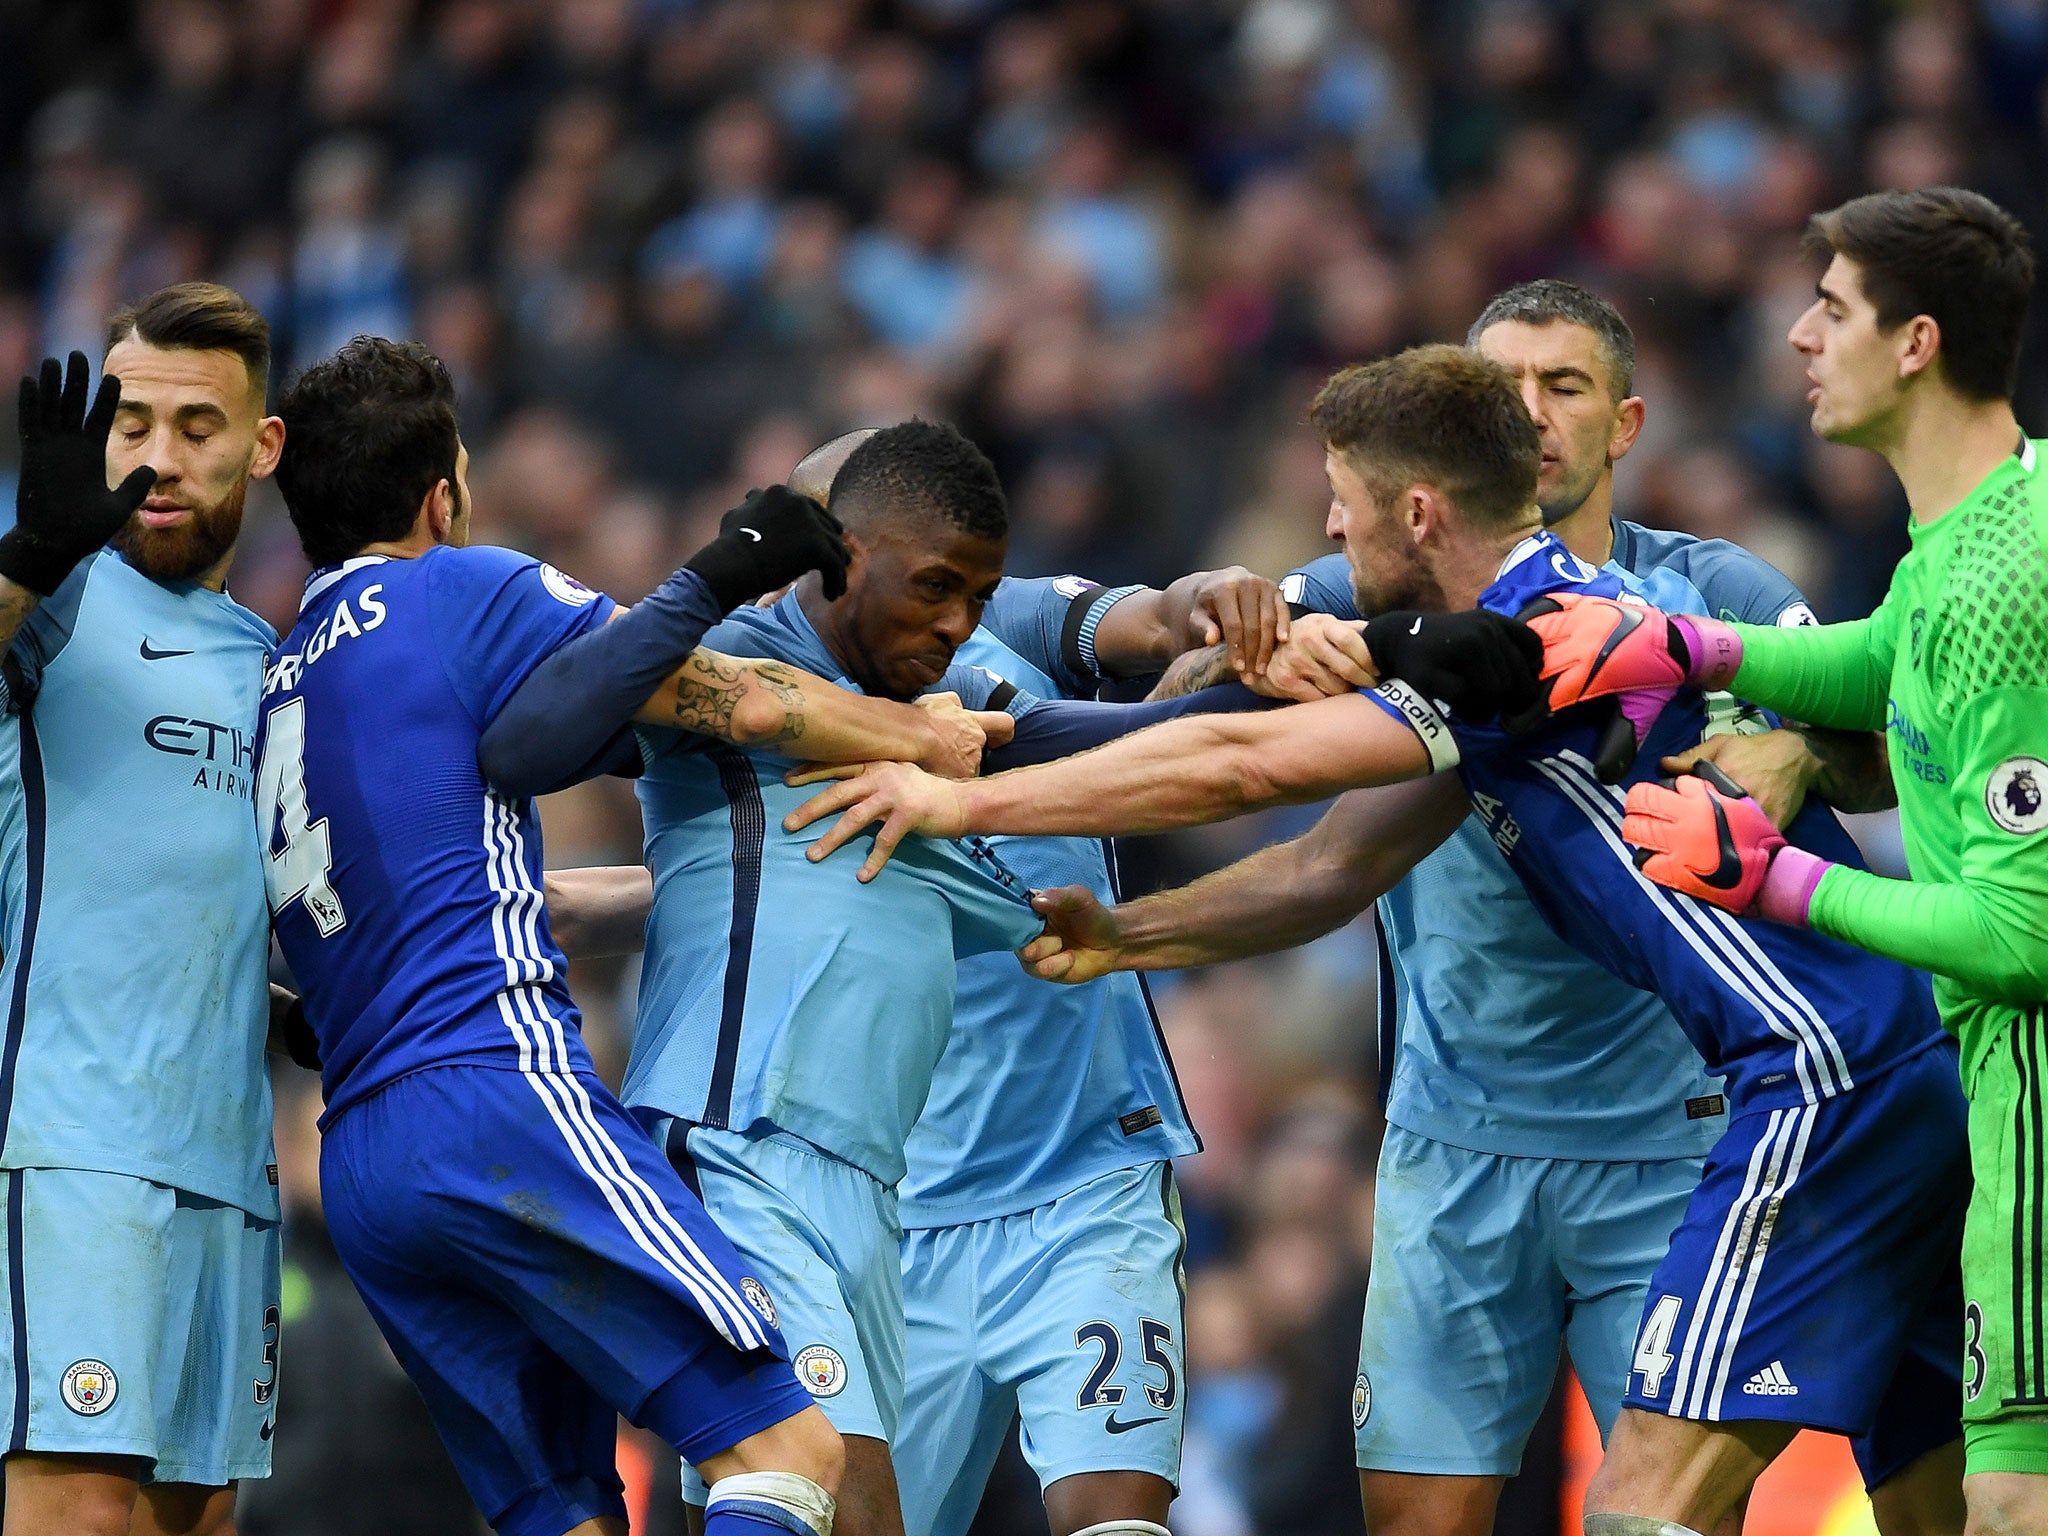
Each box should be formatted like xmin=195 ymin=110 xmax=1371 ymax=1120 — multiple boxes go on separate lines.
xmin=1360 ymin=533 xmax=1943 ymax=1112
xmin=898 ymin=576 xmax=1200 ymax=1228
xmin=257 ymin=547 xmax=618 ymax=1124
xmin=1283 ymin=519 xmax=1811 ymax=1160
xmin=626 ymin=593 xmax=1045 ymax=1186
xmin=0 ymin=550 xmax=278 ymax=1214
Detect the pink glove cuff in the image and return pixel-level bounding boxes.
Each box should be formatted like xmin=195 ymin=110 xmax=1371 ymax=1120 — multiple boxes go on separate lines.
xmin=1669 ymin=614 xmax=1744 ymax=691
xmin=1755 ymin=845 xmax=1829 ymax=927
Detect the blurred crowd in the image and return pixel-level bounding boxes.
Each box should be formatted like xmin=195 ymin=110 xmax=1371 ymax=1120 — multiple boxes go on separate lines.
xmin=5 ymin=0 xmax=2042 ymax=1530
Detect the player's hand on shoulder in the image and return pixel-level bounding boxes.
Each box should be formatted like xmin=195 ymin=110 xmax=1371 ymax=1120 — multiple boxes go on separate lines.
xmin=2 ymin=353 xmax=157 ymax=597
xmin=1362 ymin=608 xmax=1543 ymax=722
xmin=684 ymin=485 xmax=851 ymax=611
xmin=781 ymin=760 xmax=968 ymax=881
xmin=1248 ymin=613 xmax=1374 ymax=701
xmin=1189 ymin=567 xmax=1290 ymax=677
xmin=1622 ymin=761 xmax=1787 ymax=914
xmin=912 ymin=691 xmax=1015 ymax=779
xmin=1017 ymin=885 xmax=1124 ymax=983
xmin=1660 ymin=731 xmax=1815 ymax=831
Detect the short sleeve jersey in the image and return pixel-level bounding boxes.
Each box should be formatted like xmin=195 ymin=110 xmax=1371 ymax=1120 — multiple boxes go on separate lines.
xmin=898 ymin=576 xmax=1200 ymax=1228
xmin=0 ymin=550 xmax=278 ymax=1214
xmin=625 ymin=592 xmax=1045 ymax=1186
xmin=1283 ymin=521 xmax=1814 ymax=1160
xmin=1360 ymin=533 xmax=1946 ymax=1113
xmin=258 ymin=547 xmax=618 ymax=1125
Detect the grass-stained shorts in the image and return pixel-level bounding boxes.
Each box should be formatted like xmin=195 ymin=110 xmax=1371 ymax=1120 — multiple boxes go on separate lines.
xmin=1964 ymin=1006 xmax=2048 ymax=1476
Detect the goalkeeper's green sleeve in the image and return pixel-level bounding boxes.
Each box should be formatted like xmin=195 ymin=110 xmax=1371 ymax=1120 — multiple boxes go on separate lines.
xmin=1726 ymin=594 xmax=1899 ymax=732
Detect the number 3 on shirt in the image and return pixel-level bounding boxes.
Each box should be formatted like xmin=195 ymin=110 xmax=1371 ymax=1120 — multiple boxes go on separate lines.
xmin=256 ymin=697 xmax=348 ymax=936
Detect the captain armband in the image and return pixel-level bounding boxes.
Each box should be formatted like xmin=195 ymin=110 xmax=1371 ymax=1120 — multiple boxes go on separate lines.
xmin=1372 ymin=678 xmax=1461 ymax=772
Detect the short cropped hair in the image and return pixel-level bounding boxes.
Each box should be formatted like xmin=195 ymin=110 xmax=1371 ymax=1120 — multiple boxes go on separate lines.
xmin=1804 ymin=187 xmax=2034 ymax=402
xmin=831 ymin=419 xmax=1007 ymax=541
xmin=105 ymin=282 xmax=271 ymax=399
xmin=1309 ymin=345 xmax=1540 ymax=530
xmin=1467 ymin=278 xmax=1637 ymax=399
xmin=276 ymin=337 xmax=461 ymax=567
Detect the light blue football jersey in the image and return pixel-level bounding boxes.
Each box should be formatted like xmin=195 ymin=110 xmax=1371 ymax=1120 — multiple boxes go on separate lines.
xmin=898 ymin=576 xmax=1200 ymax=1228
xmin=0 ymin=550 xmax=278 ymax=1215
xmin=626 ymin=593 xmax=1046 ymax=1187
xmin=1281 ymin=520 xmax=1811 ymax=1160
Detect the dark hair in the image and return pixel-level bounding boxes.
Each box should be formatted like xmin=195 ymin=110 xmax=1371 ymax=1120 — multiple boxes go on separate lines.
xmin=275 ymin=337 xmax=460 ymax=566
xmin=104 ymin=282 xmax=271 ymax=399
xmin=831 ymin=419 xmax=1007 ymax=541
xmin=1309 ymin=344 xmax=1540 ymax=530
xmin=1803 ymin=187 xmax=2034 ymax=402
xmin=1467 ymin=278 xmax=1637 ymax=399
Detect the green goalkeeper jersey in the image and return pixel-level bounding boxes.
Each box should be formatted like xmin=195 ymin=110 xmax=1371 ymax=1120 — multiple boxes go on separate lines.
xmin=1725 ymin=438 xmax=2048 ymax=1083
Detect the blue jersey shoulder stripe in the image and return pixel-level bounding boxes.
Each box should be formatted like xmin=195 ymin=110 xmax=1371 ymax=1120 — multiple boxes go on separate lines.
xmin=1530 ymin=751 xmax=1850 ymax=1102
xmin=0 ymin=715 xmax=48 ymax=1154
xmin=706 ymin=748 xmax=766 ymax=1130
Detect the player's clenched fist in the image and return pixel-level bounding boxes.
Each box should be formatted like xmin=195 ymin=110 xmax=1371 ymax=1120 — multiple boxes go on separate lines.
xmin=1521 ymin=592 xmax=1746 ymax=707
xmin=1622 ymin=762 xmax=1829 ymax=927
xmin=3 ymin=353 xmax=157 ymax=596
xmin=913 ymin=691 xmax=1016 ymax=779
xmin=1246 ymin=612 xmax=1376 ymax=701
xmin=1186 ymin=566 xmax=1290 ymax=677
xmin=683 ymin=484 xmax=851 ymax=610
xmin=783 ymin=760 xmax=968 ymax=880
xmin=1363 ymin=607 xmax=1543 ymax=722
xmin=1017 ymin=885 xmax=1126 ymax=983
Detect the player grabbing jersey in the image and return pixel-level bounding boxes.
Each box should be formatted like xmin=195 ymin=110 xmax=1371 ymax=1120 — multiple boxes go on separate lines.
xmin=0 ymin=290 xmax=287 ymax=1536
xmin=783 ymin=348 xmax=1971 ymax=1536
xmin=1525 ymin=187 xmax=2048 ymax=1530
xmin=259 ymin=337 xmax=995 ymax=1536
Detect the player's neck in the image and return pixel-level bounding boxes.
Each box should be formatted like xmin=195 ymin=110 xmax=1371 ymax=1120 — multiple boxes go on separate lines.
xmin=194 ymin=544 xmax=235 ymax=593
xmin=1547 ymin=474 xmax=1616 ymax=567
xmin=794 ymin=577 xmax=857 ymax=678
xmin=1438 ymin=524 xmax=1538 ymax=613
xmin=1877 ymin=388 xmax=2022 ymax=527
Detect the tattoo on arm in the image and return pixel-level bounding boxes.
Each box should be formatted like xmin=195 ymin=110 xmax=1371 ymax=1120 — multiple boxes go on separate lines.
xmin=1798 ymin=725 xmax=1897 ymax=814
xmin=669 ymin=652 xmax=747 ymax=737
xmin=747 ymin=659 xmax=808 ymax=746
xmin=1148 ymin=644 xmax=1232 ymax=701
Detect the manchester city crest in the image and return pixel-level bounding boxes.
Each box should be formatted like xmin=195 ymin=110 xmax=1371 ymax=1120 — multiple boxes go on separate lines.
xmin=793 ymin=1345 xmax=847 ymax=1398
xmin=62 ymin=1359 xmax=117 ymax=1416
xmin=1351 ymin=1373 xmax=1372 ymax=1428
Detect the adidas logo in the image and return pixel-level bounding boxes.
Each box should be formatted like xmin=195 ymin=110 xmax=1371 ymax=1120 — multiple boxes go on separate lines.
xmin=1742 ymin=1361 xmax=1798 ymax=1397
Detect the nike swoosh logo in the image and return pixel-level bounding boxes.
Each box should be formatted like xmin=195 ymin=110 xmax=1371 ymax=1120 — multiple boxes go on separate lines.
xmin=140 ymin=640 xmax=193 ymax=660
xmin=259 ymin=1419 xmax=274 ymax=1440
xmin=1584 ymin=606 xmax=1643 ymax=686
xmin=1699 ymin=793 xmax=1746 ymax=890
xmin=1408 ymin=617 xmax=1423 ymax=635
xmin=740 ymin=527 xmax=762 ymax=542
xmin=1104 ymin=1413 xmax=1168 ymax=1434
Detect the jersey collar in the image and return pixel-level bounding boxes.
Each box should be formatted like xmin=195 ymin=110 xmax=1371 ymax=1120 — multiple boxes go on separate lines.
xmin=302 ymin=555 xmax=392 ymax=611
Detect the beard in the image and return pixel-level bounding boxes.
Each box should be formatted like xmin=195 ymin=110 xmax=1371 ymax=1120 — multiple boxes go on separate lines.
xmin=1348 ymin=530 xmax=1445 ymax=618
xmin=112 ymin=478 xmax=247 ymax=583
xmin=1537 ymin=454 xmax=1606 ymax=526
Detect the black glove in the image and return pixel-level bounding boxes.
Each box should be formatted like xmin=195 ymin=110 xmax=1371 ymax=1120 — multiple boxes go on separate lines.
xmin=1363 ymin=608 xmax=1543 ymax=723
xmin=684 ymin=485 xmax=850 ymax=611
xmin=1 ymin=353 xmax=156 ymax=596
xmin=270 ymin=984 xmax=322 ymax=1072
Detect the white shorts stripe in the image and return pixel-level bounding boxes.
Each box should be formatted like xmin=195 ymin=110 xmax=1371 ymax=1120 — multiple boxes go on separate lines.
xmin=1667 ymin=1108 xmax=1784 ymax=1413
xmin=1703 ymin=1105 xmax=1816 ymax=1418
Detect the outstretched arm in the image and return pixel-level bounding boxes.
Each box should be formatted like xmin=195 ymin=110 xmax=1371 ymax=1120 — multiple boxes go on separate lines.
xmin=785 ymin=686 xmax=1443 ymax=880
xmin=1020 ymin=776 xmax=1467 ymax=981
xmin=1092 ymin=568 xmax=1291 ymax=678
xmin=544 ymin=866 xmax=654 ymax=960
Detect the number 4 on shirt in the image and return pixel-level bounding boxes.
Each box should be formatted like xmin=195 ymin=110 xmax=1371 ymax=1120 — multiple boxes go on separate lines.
xmin=256 ymin=697 xmax=349 ymax=936
xmin=1632 ymin=1293 xmax=1682 ymax=1399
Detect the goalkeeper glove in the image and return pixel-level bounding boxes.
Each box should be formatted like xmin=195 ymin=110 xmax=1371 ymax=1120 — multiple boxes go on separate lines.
xmin=1 ymin=354 xmax=156 ymax=597
xmin=684 ymin=486 xmax=850 ymax=611
xmin=1362 ymin=608 xmax=1543 ymax=723
xmin=1622 ymin=760 xmax=1831 ymax=925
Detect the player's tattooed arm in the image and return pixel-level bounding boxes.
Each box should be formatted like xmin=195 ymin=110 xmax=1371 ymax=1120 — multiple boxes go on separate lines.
xmin=1020 ymin=776 xmax=1468 ymax=982
xmin=1146 ymin=643 xmax=1234 ymax=700
xmin=544 ymin=866 xmax=654 ymax=959
xmin=1660 ymin=725 xmax=1894 ymax=829
xmin=637 ymin=649 xmax=1009 ymax=776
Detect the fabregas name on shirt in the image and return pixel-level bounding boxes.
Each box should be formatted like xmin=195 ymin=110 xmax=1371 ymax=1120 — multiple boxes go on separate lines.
xmin=263 ymin=584 xmax=388 ymax=697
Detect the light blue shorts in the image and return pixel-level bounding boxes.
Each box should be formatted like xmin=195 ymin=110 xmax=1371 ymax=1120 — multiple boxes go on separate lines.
xmin=660 ymin=1122 xmax=905 ymax=1456
xmin=894 ymin=1162 xmax=1186 ymax=1536
xmin=1355 ymin=1125 xmax=1701 ymax=1476
xmin=0 ymin=1166 xmax=281 ymax=1486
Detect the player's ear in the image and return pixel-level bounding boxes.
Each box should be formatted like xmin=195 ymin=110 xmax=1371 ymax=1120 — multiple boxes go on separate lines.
xmin=422 ymin=478 xmax=455 ymax=545
xmin=1609 ymin=396 xmax=1646 ymax=463
xmin=1898 ymin=313 xmax=1941 ymax=382
xmin=250 ymin=416 xmax=286 ymax=481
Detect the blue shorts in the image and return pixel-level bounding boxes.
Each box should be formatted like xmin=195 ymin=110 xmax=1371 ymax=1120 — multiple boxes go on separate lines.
xmin=895 ymin=1162 xmax=1187 ymax=1536
xmin=0 ymin=1167 xmax=279 ymax=1486
xmin=322 ymin=1066 xmax=810 ymax=1536
xmin=652 ymin=1119 xmax=904 ymax=1471
xmin=1355 ymin=1125 xmax=1702 ymax=1475
xmin=1624 ymin=1041 xmax=1966 ymax=1489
